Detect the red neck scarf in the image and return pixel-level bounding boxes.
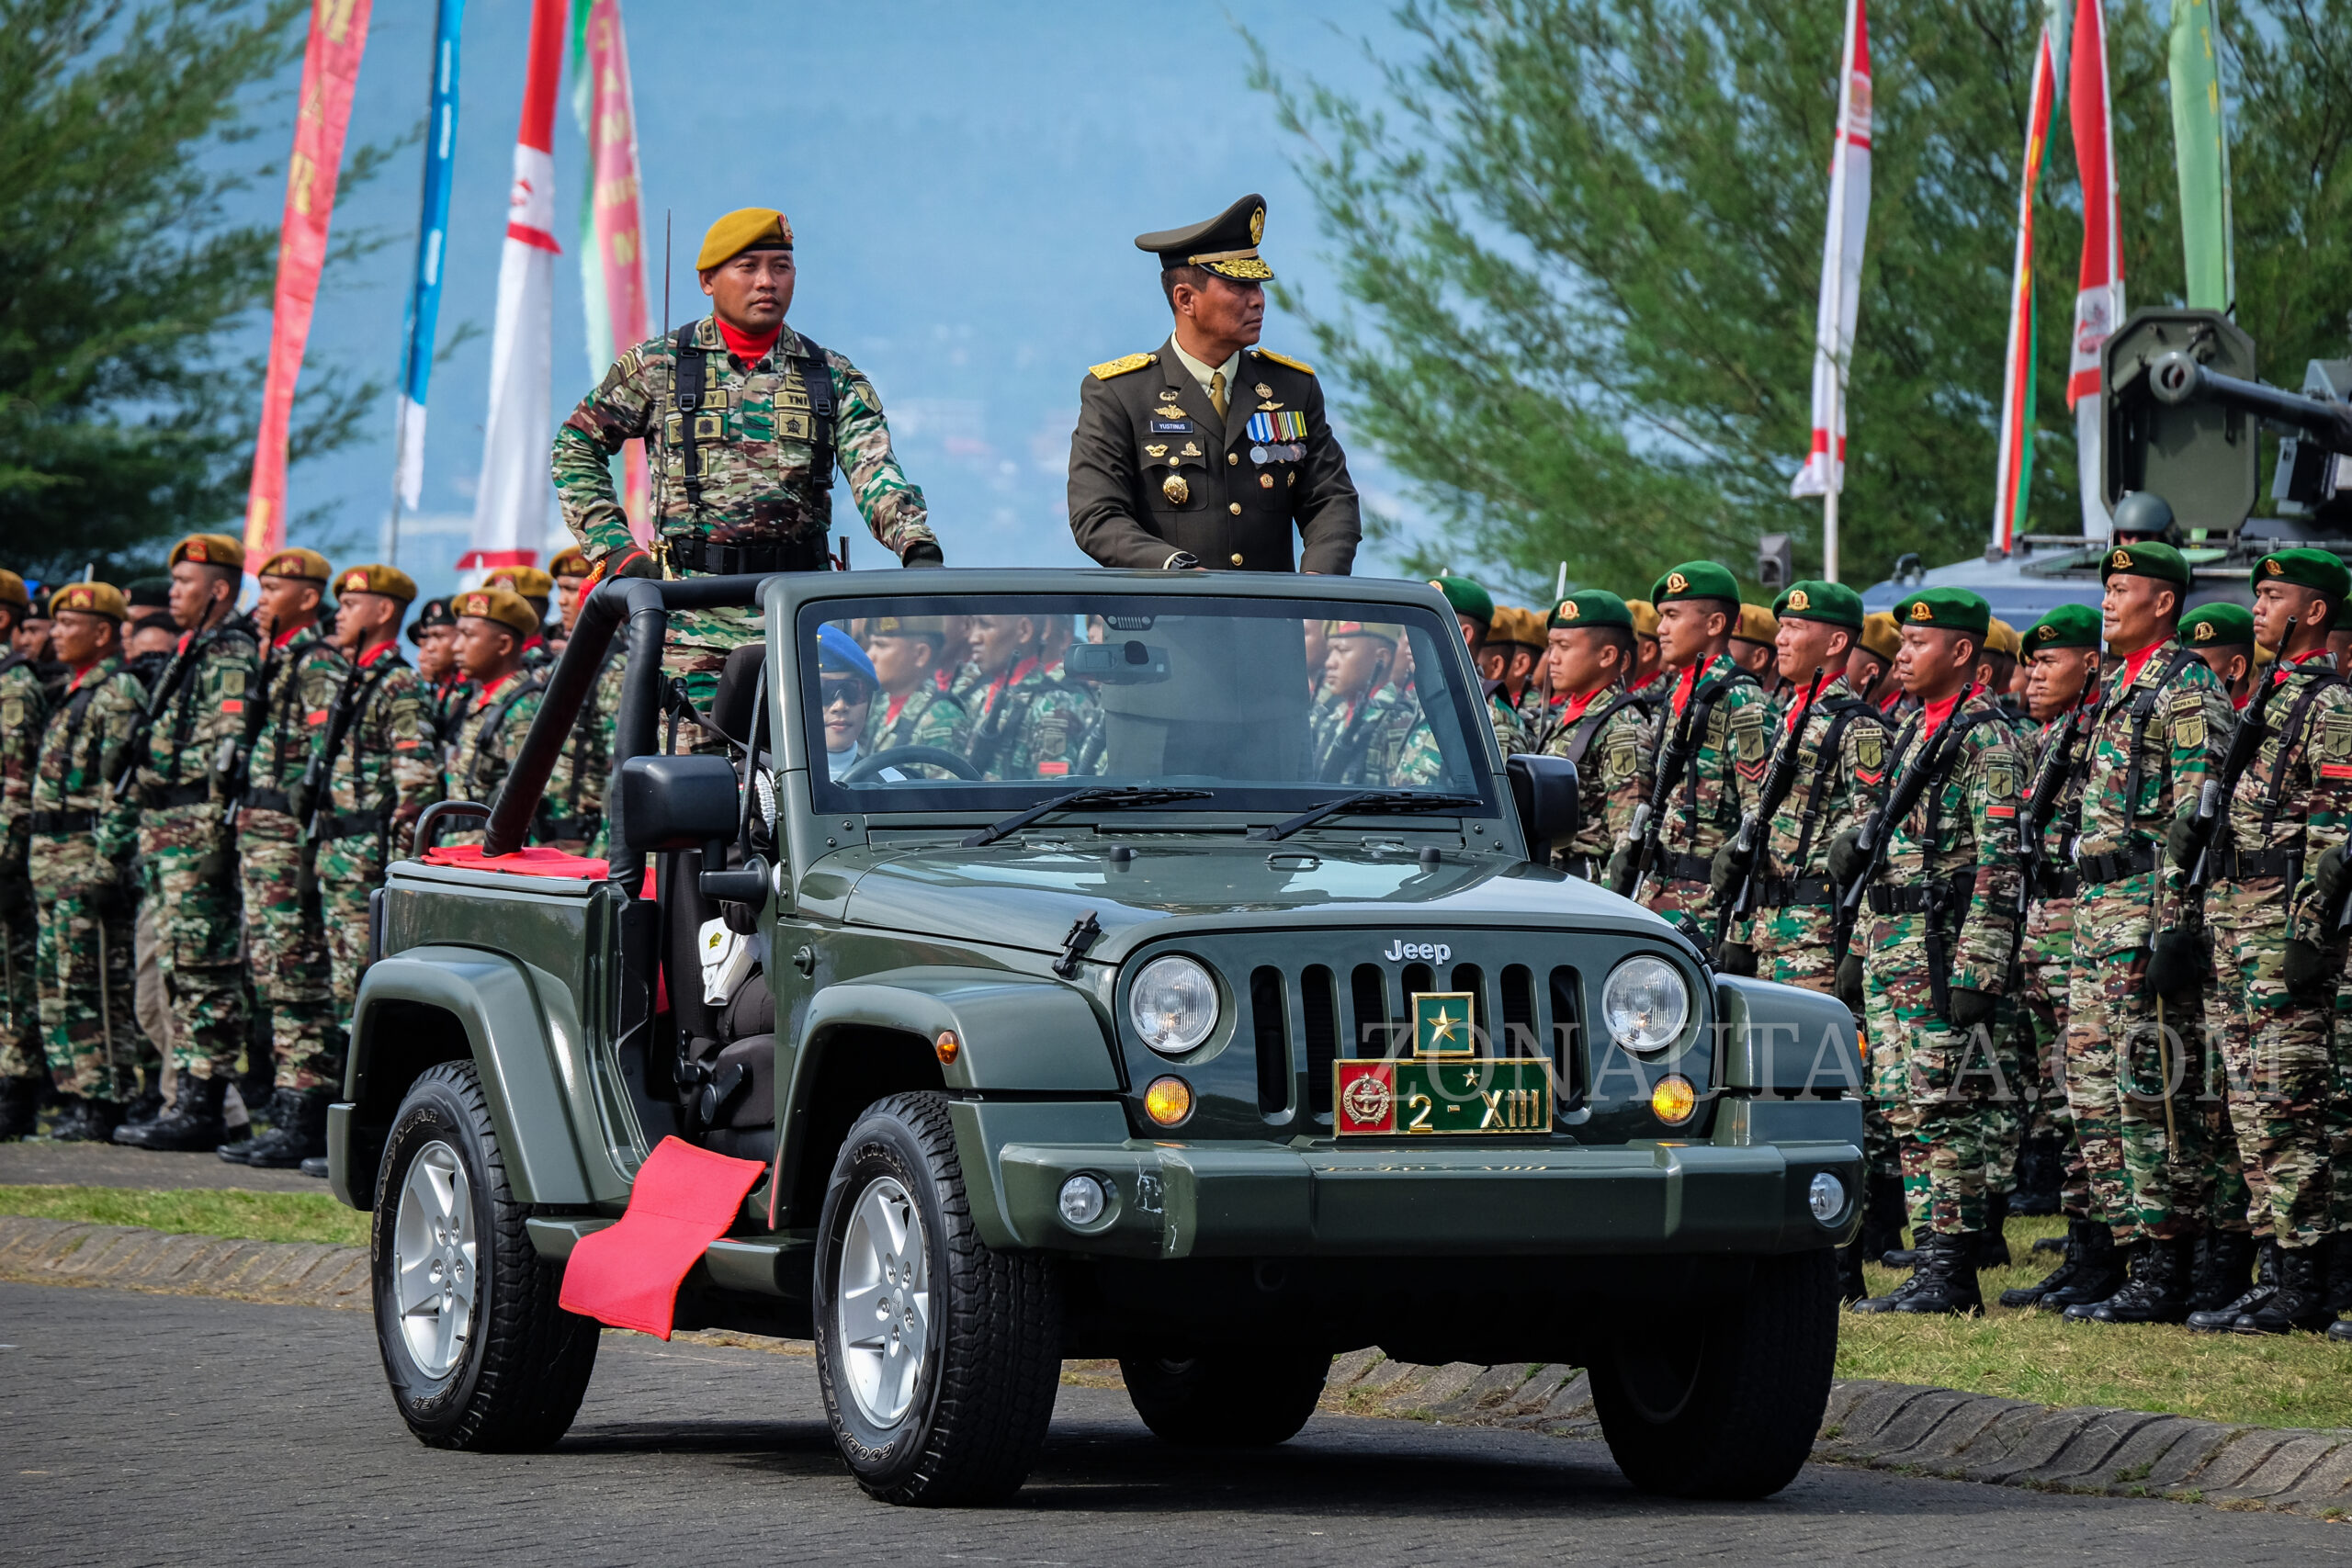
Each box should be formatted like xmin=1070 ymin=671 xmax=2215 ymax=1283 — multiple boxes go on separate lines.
xmin=718 ymin=317 xmax=782 ymax=361
xmin=1669 ymin=661 xmax=1703 ymax=717
xmin=272 ymin=620 xmax=309 ymax=650
xmin=2118 ymin=637 xmax=2168 ymax=689
xmin=358 ymin=638 xmax=398 ymax=669
xmin=1786 ymin=672 xmax=1832 ymax=732
xmin=1919 ymin=689 xmax=1964 ymax=739
xmin=981 ymin=656 xmax=1039 ymax=717
xmin=1558 ymin=685 xmax=1605 ymax=725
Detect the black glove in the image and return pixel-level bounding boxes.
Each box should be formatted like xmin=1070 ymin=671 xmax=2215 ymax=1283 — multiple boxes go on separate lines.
xmin=1835 ymin=953 xmax=1864 ymax=1009
xmin=1604 ymin=844 xmax=1636 ymax=897
xmin=1826 ymin=829 xmax=1866 ymax=887
xmin=900 ymin=541 xmax=945 ymax=568
xmin=608 ymin=547 xmax=662 ymax=581
xmin=1709 ymin=841 xmax=1752 ymax=900
xmin=1945 ymin=987 xmax=1996 ymax=1031
xmin=2283 ymin=937 xmax=2337 ymax=998
xmin=2164 ymin=803 xmax=2203 ymax=873
xmin=2315 ymin=845 xmax=2350 ymax=913
xmin=2142 ymin=927 xmax=2209 ymax=999
xmin=1715 ymin=941 xmax=1757 ymax=976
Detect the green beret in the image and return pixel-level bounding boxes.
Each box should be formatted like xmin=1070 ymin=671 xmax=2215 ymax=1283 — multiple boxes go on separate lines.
xmin=1549 ymin=589 xmax=1634 ymax=632
xmin=1428 ymin=575 xmax=1494 ymax=627
xmin=2026 ymin=603 xmax=2102 ymax=651
xmin=1891 ymin=587 xmax=1991 ymax=640
xmin=1652 ymin=561 xmax=1741 ymax=605
xmin=1771 ymin=579 xmax=1862 ymax=631
xmin=2250 ymin=547 xmax=2352 ymax=602
xmin=2180 ymin=602 xmax=2255 ymax=649
xmin=2098 ymin=540 xmax=2191 ymax=589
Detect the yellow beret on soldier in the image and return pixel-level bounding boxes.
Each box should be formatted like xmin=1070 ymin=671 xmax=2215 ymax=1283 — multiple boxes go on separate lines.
xmin=548 ymin=546 xmax=592 ymax=579
xmin=871 ymin=615 xmax=946 ymax=641
xmin=334 ymin=563 xmax=417 ymax=604
xmin=485 ymin=564 xmax=554 ymax=602
xmin=1327 ymin=619 xmax=1400 ymax=645
xmin=695 ymin=207 xmax=794 ymax=272
xmin=1984 ymin=617 xmax=2023 ymax=660
xmin=1625 ymin=599 xmax=1661 ymax=638
xmin=168 ymin=533 xmax=244 ymax=570
xmin=259 ymin=547 xmax=333 ymax=583
xmin=1733 ymin=603 xmax=1779 ymax=645
xmin=49 ymin=581 xmax=127 ymax=622
xmin=452 ymin=586 xmax=538 ymax=639
xmin=1859 ymin=611 xmax=1903 ymax=661
xmin=0 ymin=570 xmax=28 ymax=612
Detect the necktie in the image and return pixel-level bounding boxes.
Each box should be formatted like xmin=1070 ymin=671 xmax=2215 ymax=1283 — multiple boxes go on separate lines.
xmin=1210 ymin=369 xmax=1228 ymax=421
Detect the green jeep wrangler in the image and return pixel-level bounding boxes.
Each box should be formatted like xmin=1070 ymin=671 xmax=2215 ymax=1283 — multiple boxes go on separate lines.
xmin=329 ymin=569 xmax=1862 ymax=1506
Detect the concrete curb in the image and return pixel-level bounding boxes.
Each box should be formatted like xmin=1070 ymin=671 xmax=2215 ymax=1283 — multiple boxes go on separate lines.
xmin=8 ymin=1216 xmax=2350 ymax=1517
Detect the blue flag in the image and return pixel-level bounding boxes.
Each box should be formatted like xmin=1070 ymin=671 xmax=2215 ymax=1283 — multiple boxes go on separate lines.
xmin=392 ymin=0 xmax=466 ymax=516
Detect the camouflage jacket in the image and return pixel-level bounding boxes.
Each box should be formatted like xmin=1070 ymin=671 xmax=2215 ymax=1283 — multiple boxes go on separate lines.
xmin=1312 ymin=682 xmax=1416 ymax=787
xmin=1486 ymin=685 xmax=1532 ymax=757
xmin=30 ymin=657 xmax=146 ymax=863
xmin=553 ymin=314 xmax=934 ymax=566
xmin=446 ymin=668 xmax=547 ymax=813
xmin=865 ymin=682 xmax=968 ymax=759
xmin=317 ymin=643 xmax=440 ymax=858
xmin=2209 ymin=655 xmax=2352 ymax=938
xmin=2018 ymin=703 xmax=2093 ymax=953
xmin=1645 ymin=654 xmax=1770 ymax=870
xmin=1543 ymin=681 xmax=1653 ymax=864
xmin=133 ymin=614 xmax=261 ymax=806
xmin=539 ymin=649 xmax=624 ymax=845
xmin=0 ymin=653 xmax=53 ymax=874
xmin=244 ymin=623 xmax=348 ymax=804
xmin=2074 ymin=638 xmax=2233 ymax=960
xmin=1862 ymin=693 xmax=2026 ymax=991
xmin=1747 ymin=675 xmax=1892 ymax=952
xmin=965 ymin=658 xmax=1097 ymax=782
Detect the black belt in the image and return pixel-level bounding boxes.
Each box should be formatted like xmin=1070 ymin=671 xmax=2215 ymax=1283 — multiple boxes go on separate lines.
xmin=1867 ymin=871 xmax=1979 ymax=916
xmin=660 ymin=532 xmax=830 ymax=576
xmin=313 ymin=809 xmax=389 ymax=842
xmin=2078 ymin=843 xmax=2157 ymax=886
xmin=1751 ymin=874 xmax=1837 ymax=908
xmin=1656 ymin=851 xmax=1713 ymax=885
xmin=28 ymin=809 xmax=92 ymax=835
xmin=2213 ymin=845 xmax=2297 ymax=882
xmin=2033 ymin=867 xmax=2082 ymax=900
xmin=242 ymin=788 xmax=294 ymax=817
xmin=140 ymin=782 xmax=209 ymax=811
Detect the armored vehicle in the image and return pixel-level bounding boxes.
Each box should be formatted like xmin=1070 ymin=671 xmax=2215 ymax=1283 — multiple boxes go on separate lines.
xmin=329 ymin=568 xmax=1862 ymax=1506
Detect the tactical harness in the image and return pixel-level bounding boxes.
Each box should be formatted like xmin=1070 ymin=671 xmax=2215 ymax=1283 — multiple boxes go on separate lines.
xmin=461 ymin=671 xmax=551 ymax=806
xmin=2079 ymin=647 xmax=2203 ymax=887
xmin=1753 ymin=695 xmax=1878 ymax=909
xmin=663 ymin=321 xmax=837 ymax=575
xmin=2211 ymin=666 xmax=2347 ymax=896
xmin=311 ymin=657 xmax=412 ymax=846
xmin=1863 ymin=705 xmax=2007 ymax=1021
xmin=29 ymin=667 xmax=136 ymax=835
xmin=1650 ymin=671 xmax=1757 ymax=884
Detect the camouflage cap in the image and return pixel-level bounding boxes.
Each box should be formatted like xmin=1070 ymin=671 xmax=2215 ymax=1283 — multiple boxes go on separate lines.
xmin=1549 ymin=589 xmax=1634 ymax=632
xmin=2181 ymin=602 xmax=2256 ymax=649
xmin=1491 ymin=606 xmax=1547 ymax=648
xmin=0 ymin=570 xmax=28 ymax=611
xmin=695 ymin=207 xmax=793 ymax=271
xmin=168 ymin=533 xmax=243 ymax=570
xmin=1651 ymin=561 xmax=1741 ymax=605
xmin=1136 ymin=194 xmax=1273 ymax=282
xmin=1428 ymin=575 xmax=1494 ymax=627
xmin=484 ymin=564 xmax=554 ymax=602
xmin=548 ymin=546 xmax=592 ymax=579
xmin=408 ymin=596 xmax=455 ymax=644
xmin=2098 ymin=539 xmax=2191 ymax=589
xmin=1732 ymin=603 xmax=1779 ymax=644
xmin=870 ymin=615 xmax=947 ymax=641
xmin=335 ymin=563 xmax=418 ymax=604
xmin=1625 ymin=599 xmax=1661 ymax=638
xmin=1771 ymin=580 xmax=1862 ymax=631
xmin=1326 ymin=620 xmax=1401 ymax=645
xmin=1984 ymin=617 xmax=2023 ymax=660
xmin=1858 ymin=611 xmax=1903 ymax=660
xmin=451 ymin=586 xmax=537 ymax=638
xmin=1893 ymin=587 xmax=1992 ymax=639
xmin=258 ymin=547 xmax=332 ymax=583
xmin=49 ymin=581 xmax=127 ymax=622
xmin=2026 ymin=603 xmax=2102 ymax=651
xmin=2250 ymin=547 xmax=2352 ymax=601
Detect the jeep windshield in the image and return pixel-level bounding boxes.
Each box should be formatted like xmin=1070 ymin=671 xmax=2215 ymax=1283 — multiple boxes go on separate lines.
xmin=798 ymin=592 xmax=1497 ymax=819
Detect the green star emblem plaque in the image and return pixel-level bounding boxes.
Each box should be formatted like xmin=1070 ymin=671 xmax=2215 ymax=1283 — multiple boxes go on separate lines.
xmin=1411 ymin=991 xmax=1476 ymax=1057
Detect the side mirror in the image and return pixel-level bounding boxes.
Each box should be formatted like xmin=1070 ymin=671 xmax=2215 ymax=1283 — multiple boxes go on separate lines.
xmin=1505 ymin=753 xmax=1580 ymax=864
xmin=618 ymin=754 xmax=741 ymax=852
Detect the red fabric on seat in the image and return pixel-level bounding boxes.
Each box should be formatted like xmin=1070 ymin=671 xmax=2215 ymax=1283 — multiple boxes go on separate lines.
xmin=559 ymin=1136 xmax=766 ymax=1338
xmin=420 ymin=843 xmax=610 ymax=880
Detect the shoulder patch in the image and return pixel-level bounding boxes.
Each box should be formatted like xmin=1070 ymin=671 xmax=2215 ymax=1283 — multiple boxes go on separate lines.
xmin=1090 ymin=353 xmax=1156 ymax=380
xmin=1252 ymin=348 xmax=1316 ymax=376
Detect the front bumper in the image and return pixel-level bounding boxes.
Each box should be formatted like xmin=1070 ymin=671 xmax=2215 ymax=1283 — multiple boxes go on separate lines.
xmin=954 ymin=1095 xmax=1862 ymax=1259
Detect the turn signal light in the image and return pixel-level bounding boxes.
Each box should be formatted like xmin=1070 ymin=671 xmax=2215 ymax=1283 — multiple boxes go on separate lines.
xmin=934 ymin=1031 xmax=960 ymax=1066
xmin=1143 ymin=1076 xmax=1193 ymax=1127
xmin=1650 ymin=1075 xmax=1698 ymax=1126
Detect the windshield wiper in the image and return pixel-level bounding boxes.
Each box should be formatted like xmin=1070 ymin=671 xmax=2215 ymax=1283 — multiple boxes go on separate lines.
xmin=1254 ymin=790 xmax=1484 ymax=842
xmin=962 ymin=785 xmax=1214 ymax=848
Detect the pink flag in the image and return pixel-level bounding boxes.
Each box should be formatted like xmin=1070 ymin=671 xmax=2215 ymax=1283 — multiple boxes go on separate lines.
xmin=582 ymin=0 xmax=651 ymax=538
xmin=463 ymin=0 xmax=568 ymax=571
xmin=2068 ymin=0 xmax=2124 ymax=535
xmin=1791 ymin=0 xmax=1872 ymax=504
xmin=243 ymin=0 xmax=373 ymax=569
xmin=1992 ymin=25 xmax=2060 ymax=554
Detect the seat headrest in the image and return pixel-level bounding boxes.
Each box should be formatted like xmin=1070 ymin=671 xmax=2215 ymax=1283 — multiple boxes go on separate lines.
xmin=709 ymin=643 xmax=768 ymax=746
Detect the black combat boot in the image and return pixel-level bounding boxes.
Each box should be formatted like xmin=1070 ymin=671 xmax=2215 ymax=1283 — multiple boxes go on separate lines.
xmin=120 ymin=1087 xmax=164 ymax=1127
xmin=2188 ymin=1239 xmax=2277 ymax=1332
xmin=1849 ymin=1259 xmax=1931 ymax=1314
xmin=2032 ymin=1221 xmax=2124 ymax=1312
xmin=2074 ymin=1235 xmax=2194 ymax=1324
xmin=1974 ymin=1191 xmax=2011 ymax=1269
xmin=2236 ymin=1244 xmax=2333 ymax=1335
xmin=2001 ymin=1218 xmax=2084 ymax=1308
xmin=239 ymin=1089 xmax=328 ymax=1168
xmin=1838 ymin=1238 xmax=1868 ymax=1303
xmin=0 ymin=1076 xmax=40 ymax=1141
xmin=2058 ymin=1236 xmax=2143 ymax=1318
xmin=1859 ymin=1173 xmax=1906 ymax=1265
xmin=113 ymin=1071 xmax=227 ymax=1151
xmin=2009 ymin=1134 xmax=2064 ymax=1216
xmin=2322 ymin=1232 xmax=2352 ymax=1320
xmin=2187 ymin=1230 xmax=2257 ymax=1318
xmin=297 ymin=1156 xmax=331 ymax=1179
xmin=1891 ymin=1230 xmax=1985 ymax=1315
xmin=51 ymin=1097 xmax=124 ymax=1143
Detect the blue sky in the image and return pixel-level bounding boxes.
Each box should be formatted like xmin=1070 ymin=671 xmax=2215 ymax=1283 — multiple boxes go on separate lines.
xmin=282 ymin=2 xmax=1424 ymax=601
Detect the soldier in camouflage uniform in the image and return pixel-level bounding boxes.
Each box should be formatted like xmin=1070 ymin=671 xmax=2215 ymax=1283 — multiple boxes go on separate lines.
xmin=442 ymin=589 xmax=547 ymax=841
xmin=1428 ymin=576 xmax=1524 ymax=757
xmin=1607 ymin=562 xmax=1768 ymax=941
xmin=410 ymin=596 xmax=469 ymax=760
xmin=2059 ymin=541 xmax=2238 ymax=1325
xmin=963 ymin=614 xmax=1097 ymax=782
xmin=0 ymin=570 xmax=54 ymax=1136
xmin=1845 ymin=589 xmax=2025 ymax=1315
xmin=27 ymin=584 xmax=144 ymax=1140
xmin=526 ymin=550 xmax=622 ymax=855
xmin=2182 ymin=602 xmax=2258 ymax=710
xmin=220 ymin=547 xmax=347 ymax=1163
xmin=116 ymin=535 xmax=261 ymax=1153
xmin=1310 ymin=622 xmax=1414 ymax=786
xmin=1539 ymin=591 xmax=1653 ymax=879
xmin=1484 ymin=607 xmax=1545 ymax=752
xmin=552 ymin=207 xmax=940 ymax=712
xmin=485 ymin=564 xmax=557 ymax=671
xmin=863 ymin=616 xmax=969 ymax=769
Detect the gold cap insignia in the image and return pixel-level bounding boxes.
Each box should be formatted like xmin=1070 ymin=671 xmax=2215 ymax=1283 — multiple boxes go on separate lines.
xmin=1910 ymin=601 xmax=1933 ymax=621
xmin=2267 ymin=558 xmax=2284 ymax=576
xmin=2037 ymin=625 xmax=2056 ymax=641
xmin=343 ymin=571 xmax=368 ymax=592
xmin=1787 ymin=589 xmax=1810 ymax=612
xmin=1559 ymin=600 xmax=1580 ymax=622
xmin=2111 ymin=548 xmax=2132 ymax=570
xmin=1250 ymin=206 xmax=1265 ymax=244
xmin=1666 ymin=571 xmax=1690 ymax=593
xmin=2195 ymin=622 xmax=2215 ymax=641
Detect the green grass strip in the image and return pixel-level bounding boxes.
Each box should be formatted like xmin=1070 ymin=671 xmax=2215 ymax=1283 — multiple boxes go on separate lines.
xmin=0 ymin=1185 xmax=368 ymax=1247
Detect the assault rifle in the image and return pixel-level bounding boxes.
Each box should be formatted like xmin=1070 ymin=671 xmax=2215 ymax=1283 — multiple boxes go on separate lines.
xmin=1713 ymin=666 xmax=1824 ymax=953
xmin=109 ymin=633 xmax=203 ymax=802
xmin=2181 ymin=617 xmax=2296 ymax=903
xmin=1830 ymin=694 xmax=1975 ymax=962
xmin=1620 ymin=672 xmax=1724 ymax=899
xmin=298 ymin=653 xmax=370 ymax=841
xmin=2017 ymin=691 xmax=2094 ymax=906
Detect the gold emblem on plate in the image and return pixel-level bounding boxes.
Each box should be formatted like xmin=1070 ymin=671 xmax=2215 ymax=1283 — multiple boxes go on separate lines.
xmin=1341 ymin=1072 xmax=1393 ymax=1125
xmin=1411 ymin=991 xmax=1477 ymax=1058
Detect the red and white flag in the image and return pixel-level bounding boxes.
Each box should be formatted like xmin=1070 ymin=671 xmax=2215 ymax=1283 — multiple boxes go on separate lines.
xmin=1991 ymin=23 xmax=2061 ymax=554
xmin=2068 ymin=0 xmax=2124 ymax=536
xmin=463 ymin=0 xmax=568 ymax=571
xmin=1791 ymin=0 xmax=1872 ymax=499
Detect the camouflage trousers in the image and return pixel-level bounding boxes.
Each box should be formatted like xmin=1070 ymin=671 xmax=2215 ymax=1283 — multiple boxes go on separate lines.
xmin=1751 ymin=904 xmax=1885 ymax=1176
xmin=28 ymin=835 xmax=139 ymax=1100
xmin=2199 ymin=918 xmax=2335 ymax=1250
xmin=1637 ymin=871 xmax=1716 ymax=948
xmin=140 ymin=805 xmax=246 ymax=1081
xmin=661 ymin=604 xmax=763 ymax=714
xmin=313 ymin=833 xmax=386 ymax=1035
xmin=2064 ymin=946 xmax=2223 ymax=1242
xmin=1863 ymin=930 xmax=2007 ymax=1235
xmin=2013 ymin=914 xmax=2091 ymax=1217
xmin=0 ymin=879 xmax=41 ymax=1081
xmin=238 ymin=808 xmax=336 ymax=1092
xmin=2332 ymin=986 xmax=2352 ymax=1235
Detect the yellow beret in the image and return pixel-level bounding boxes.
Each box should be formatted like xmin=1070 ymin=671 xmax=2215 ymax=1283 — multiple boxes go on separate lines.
xmin=695 ymin=207 xmax=794 ymax=271
xmin=0 ymin=570 xmax=28 ymax=612
xmin=1733 ymin=603 xmax=1779 ymax=644
xmin=1624 ymin=599 xmax=1661 ymax=637
xmin=871 ymin=615 xmax=946 ymax=638
xmin=259 ymin=547 xmax=332 ymax=583
xmin=485 ymin=564 xmax=554 ymax=601
xmin=548 ymin=546 xmax=592 ymax=578
xmin=452 ymin=586 xmax=538 ymax=638
xmin=169 ymin=533 xmax=244 ymax=570
xmin=1859 ymin=611 xmax=1903 ymax=661
xmin=49 ymin=581 xmax=127 ymax=621
xmin=1488 ymin=606 xmax=1544 ymax=648
xmin=1326 ymin=620 xmax=1400 ymax=645
xmin=335 ymin=563 xmax=417 ymax=604
xmin=1984 ymin=617 xmax=2023 ymax=660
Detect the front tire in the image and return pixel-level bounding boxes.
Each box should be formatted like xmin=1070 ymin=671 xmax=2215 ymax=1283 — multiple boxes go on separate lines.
xmin=371 ymin=1061 xmax=599 ymax=1451
xmin=812 ymin=1092 xmax=1063 ymax=1506
xmin=1120 ymin=1345 xmax=1330 ymax=1448
xmin=1589 ymin=1247 xmax=1838 ymax=1499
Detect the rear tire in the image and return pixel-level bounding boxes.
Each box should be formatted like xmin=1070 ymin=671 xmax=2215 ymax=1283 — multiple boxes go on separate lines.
xmin=371 ymin=1061 xmax=599 ymax=1451
xmin=1589 ymin=1247 xmax=1837 ymax=1499
xmin=1120 ymin=1346 xmax=1330 ymax=1448
xmin=812 ymin=1092 xmax=1063 ymax=1506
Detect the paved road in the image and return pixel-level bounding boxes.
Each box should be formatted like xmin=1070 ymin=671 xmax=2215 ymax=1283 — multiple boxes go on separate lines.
xmin=0 ymin=1139 xmax=319 ymax=1192
xmin=1 ymin=1284 xmax=2338 ymax=1566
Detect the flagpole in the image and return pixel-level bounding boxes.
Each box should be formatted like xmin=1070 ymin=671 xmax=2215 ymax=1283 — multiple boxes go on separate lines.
xmin=1821 ymin=0 xmax=1859 ymax=585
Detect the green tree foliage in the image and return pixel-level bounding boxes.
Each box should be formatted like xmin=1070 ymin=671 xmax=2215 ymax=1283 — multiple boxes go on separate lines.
xmin=0 ymin=0 xmax=389 ymax=586
xmin=1256 ymin=1 xmax=2352 ymax=597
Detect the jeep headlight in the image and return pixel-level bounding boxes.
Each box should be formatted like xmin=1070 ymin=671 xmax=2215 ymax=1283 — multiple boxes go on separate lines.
xmin=1130 ymin=955 xmax=1218 ymax=1055
xmin=1602 ymin=956 xmax=1689 ymax=1054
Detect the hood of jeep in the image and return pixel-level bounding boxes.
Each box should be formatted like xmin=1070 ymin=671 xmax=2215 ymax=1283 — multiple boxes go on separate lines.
xmin=830 ymin=837 xmax=1662 ymax=958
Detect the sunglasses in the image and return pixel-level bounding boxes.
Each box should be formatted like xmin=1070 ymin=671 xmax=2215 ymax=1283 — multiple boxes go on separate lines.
xmin=820 ymin=676 xmax=872 ymax=708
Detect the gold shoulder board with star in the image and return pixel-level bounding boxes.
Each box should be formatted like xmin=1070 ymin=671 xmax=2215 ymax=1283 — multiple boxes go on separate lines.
xmin=1252 ymin=348 xmax=1316 ymax=376
xmin=1090 ymin=353 xmax=1156 ymax=380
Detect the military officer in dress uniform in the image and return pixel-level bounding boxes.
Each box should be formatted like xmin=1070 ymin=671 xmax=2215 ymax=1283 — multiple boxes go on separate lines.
xmin=1068 ymin=195 xmax=1360 ymax=574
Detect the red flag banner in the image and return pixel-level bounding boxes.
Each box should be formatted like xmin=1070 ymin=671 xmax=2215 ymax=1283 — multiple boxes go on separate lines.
xmin=1992 ymin=26 xmax=2059 ymax=554
xmin=2068 ymin=0 xmax=2124 ymax=536
xmin=244 ymin=0 xmax=374 ymax=568
xmin=583 ymin=0 xmax=651 ymax=537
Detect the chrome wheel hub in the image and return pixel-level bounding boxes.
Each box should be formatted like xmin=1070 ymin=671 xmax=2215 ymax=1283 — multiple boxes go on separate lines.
xmin=836 ymin=1175 xmax=929 ymax=1427
xmin=392 ymin=1140 xmax=477 ymax=1380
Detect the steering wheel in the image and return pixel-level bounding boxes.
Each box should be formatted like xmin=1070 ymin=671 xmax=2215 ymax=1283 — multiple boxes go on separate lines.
xmin=839 ymin=745 xmax=984 ymax=782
